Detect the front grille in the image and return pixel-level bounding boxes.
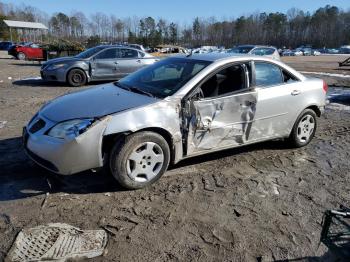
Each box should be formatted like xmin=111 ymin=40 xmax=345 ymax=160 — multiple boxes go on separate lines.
xmin=29 ymin=118 xmax=46 ymax=133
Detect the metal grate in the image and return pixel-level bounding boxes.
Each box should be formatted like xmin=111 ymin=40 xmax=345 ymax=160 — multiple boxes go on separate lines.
xmin=320 ymin=208 xmax=350 ymax=258
xmin=7 ymin=223 xmax=108 ymax=262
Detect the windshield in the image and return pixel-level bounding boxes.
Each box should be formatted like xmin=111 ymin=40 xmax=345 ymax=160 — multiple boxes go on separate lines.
xmin=117 ymin=57 xmax=211 ymax=98
xmin=228 ymin=46 xmax=254 ymax=54
xmin=75 ymin=46 xmax=106 ymax=59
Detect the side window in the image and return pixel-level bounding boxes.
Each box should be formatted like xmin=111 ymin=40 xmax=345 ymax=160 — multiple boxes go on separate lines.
xmin=95 ymin=48 xmax=117 ymax=59
xmin=119 ymin=48 xmax=138 ymax=58
xmin=255 ymin=62 xmax=283 ymax=87
xmin=199 ymin=63 xmax=250 ymax=98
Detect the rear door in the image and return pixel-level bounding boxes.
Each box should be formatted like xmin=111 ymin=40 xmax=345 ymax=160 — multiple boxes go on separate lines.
xmin=24 ymin=44 xmax=43 ymax=59
xmin=248 ymin=61 xmax=304 ymax=141
xmin=90 ymin=48 xmax=119 ymax=80
xmin=116 ymin=48 xmax=144 ymax=77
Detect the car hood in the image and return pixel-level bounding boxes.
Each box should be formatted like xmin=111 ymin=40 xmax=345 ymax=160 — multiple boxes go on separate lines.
xmin=45 ymin=56 xmax=85 ymax=65
xmin=40 ymin=83 xmax=158 ymax=122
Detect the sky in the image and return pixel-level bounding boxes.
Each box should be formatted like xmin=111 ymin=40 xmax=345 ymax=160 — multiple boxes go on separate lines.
xmin=2 ymin=0 xmax=350 ymax=23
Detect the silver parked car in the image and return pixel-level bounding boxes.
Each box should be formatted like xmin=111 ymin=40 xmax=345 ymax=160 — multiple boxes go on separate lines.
xmin=228 ymin=45 xmax=280 ymax=60
xmin=40 ymin=45 xmax=157 ymax=87
xmin=24 ymin=53 xmax=327 ymax=189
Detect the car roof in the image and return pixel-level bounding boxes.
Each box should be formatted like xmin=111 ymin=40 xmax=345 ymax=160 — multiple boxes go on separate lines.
xmin=95 ymin=44 xmax=145 ymax=52
xmin=234 ymin=45 xmax=276 ymax=49
xmin=171 ymin=53 xmax=273 ymax=62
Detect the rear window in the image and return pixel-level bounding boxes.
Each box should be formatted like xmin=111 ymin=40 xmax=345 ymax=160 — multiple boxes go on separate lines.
xmin=255 ymin=62 xmax=283 ymax=87
xmin=228 ymin=46 xmax=254 ymax=54
xmin=251 ymin=48 xmax=275 ymax=56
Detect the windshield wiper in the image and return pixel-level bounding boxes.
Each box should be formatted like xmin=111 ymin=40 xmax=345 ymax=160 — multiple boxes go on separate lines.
xmin=128 ymin=86 xmax=156 ymax=98
xmin=114 ymin=82 xmax=155 ymax=98
xmin=114 ymin=82 xmax=130 ymax=91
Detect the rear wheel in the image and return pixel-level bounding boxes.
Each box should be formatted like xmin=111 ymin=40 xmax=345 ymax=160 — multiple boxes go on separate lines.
xmin=288 ymin=109 xmax=317 ymax=147
xmin=17 ymin=52 xmax=26 ymax=60
xmin=67 ymin=69 xmax=87 ymax=87
xmin=110 ymin=132 xmax=170 ymax=189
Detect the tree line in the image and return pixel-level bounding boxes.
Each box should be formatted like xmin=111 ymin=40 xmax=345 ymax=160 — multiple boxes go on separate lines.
xmin=0 ymin=1 xmax=349 ymax=48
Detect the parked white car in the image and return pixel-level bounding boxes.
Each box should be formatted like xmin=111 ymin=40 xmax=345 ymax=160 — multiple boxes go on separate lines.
xmin=227 ymin=45 xmax=280 ymax=60
xmin=24 ymin=53 xmax=327 ymax=189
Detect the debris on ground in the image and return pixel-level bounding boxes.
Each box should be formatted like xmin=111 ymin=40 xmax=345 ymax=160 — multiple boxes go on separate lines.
xmin=0 ymin=121 xmax=7 ymax=129
xmin=6 ymin=223 xmax=108 ymax=262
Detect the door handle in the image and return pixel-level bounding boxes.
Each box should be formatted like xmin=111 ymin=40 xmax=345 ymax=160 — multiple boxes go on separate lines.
xmin=291 ymin=90 xmax=301 ymax=96
xmin=136 ymin=59 xmax=141 ymax=63
xmin=114 ymin=62 xmax=119 ymax=65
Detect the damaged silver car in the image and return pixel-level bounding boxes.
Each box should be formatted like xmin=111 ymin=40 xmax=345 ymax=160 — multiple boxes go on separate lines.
xmin=23 ymin=53 xmax=327 ymax=189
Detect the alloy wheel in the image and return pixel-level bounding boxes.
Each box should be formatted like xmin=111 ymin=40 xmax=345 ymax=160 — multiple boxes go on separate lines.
xmin=126 ymin=142 xmax=164 ymax=182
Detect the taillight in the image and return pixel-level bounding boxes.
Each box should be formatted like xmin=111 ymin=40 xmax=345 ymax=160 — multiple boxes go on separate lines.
xmin=323 ymin=80 xmax=328 ymax=93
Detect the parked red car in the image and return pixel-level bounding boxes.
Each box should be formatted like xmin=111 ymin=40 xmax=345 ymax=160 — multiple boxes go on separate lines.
xmin=8 ymin=43 xmax=44 ymax=60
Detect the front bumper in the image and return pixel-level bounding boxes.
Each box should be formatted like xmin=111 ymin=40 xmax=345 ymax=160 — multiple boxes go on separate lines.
xmin=23 ymin=115 xmax=111 ymax=175
xmin=40 ymin=68 xmax=67 ymax=83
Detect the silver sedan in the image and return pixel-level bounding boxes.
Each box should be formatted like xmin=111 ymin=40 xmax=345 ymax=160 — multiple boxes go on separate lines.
xmin=24 ymin=53 xmax=327 ymax=189
xmin=40 ymin=45 xmax=158 ymax=86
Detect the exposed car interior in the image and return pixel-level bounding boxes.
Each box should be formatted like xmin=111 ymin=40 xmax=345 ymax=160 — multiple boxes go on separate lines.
xmin=199 ymin=63 xmax=250 ymax=98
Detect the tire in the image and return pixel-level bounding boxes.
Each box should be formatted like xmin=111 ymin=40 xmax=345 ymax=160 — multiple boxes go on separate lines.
xmin=288 ymin=109 xmax=317 ymax=148
xmin=17 ymin=52 xmax=26 ymax=60
xmin=110 ymin=132 xmax=170 ymax=189
xmin=67 ymin=69 xmax=87 ymax=87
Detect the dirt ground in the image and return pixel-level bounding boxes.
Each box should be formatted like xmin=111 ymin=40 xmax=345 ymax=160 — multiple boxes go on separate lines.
xmin=0 ymin=52 xmax=350 ymax=261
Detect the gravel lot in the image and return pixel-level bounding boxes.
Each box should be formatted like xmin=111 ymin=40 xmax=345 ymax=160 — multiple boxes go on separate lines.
xmin=0 ymin=52 xmax=349 ymax=261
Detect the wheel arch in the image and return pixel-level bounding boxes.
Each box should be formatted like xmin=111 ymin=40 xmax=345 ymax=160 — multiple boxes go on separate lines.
xmin=305 ymin=104 xmax=322 ymax=117
xmin=288 ymin=104 xmax=320 ymax=137
xmin=102 ymin=127 xmax=176 ymax=165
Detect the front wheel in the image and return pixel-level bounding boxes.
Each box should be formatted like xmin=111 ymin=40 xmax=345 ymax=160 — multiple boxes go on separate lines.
xmin=17 ymin=52 xmax=26 ymax=60
xmin=67 ymin=69 xmax=87 ymax=87
xmin=288 ymin=109 xmax=317 ymax=147
xmin=110 ymin=132 xmax=170 ymax=189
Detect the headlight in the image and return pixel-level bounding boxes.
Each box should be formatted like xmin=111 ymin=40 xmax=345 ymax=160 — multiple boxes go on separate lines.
xmin=46 ymin=63 xmax=66 ymax=71
xmin=48 ymin=119 xmax=94 ymax=139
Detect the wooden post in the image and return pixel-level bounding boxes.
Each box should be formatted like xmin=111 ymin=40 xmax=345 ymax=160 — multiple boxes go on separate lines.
xmin=9 ymin=27 xmax=13 ymax=42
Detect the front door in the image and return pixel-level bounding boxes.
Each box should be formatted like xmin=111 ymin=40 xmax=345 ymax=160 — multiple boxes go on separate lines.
xmin=184 ymin=62 xmax=258 ymax=155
